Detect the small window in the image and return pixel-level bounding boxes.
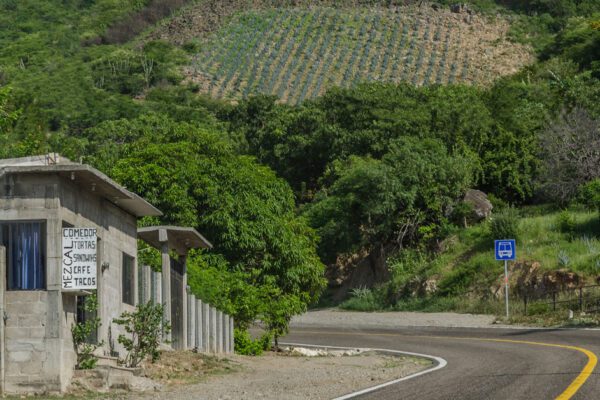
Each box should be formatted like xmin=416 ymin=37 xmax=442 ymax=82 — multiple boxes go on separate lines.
xmin=122 ymin=253 xmax=135 ymax=306
xmin=1 ymin=222 xmax=46 ymax=290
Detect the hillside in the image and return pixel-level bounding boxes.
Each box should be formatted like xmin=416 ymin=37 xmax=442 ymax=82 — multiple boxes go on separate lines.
xmin=152 ymin=4 xmax=533 ymax=103
xmin=340 ymin=206 xmax=600 ymax=317
xmin=1 ymin=0 xmax=598 ymax=332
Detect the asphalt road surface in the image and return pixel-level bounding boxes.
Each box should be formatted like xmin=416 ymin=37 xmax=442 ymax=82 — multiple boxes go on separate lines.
xmin=282 ymin=325 xmax=600 ymax=400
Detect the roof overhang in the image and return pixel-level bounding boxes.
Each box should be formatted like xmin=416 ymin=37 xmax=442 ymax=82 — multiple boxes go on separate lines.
xmin=0 ymin=164 xmax=162 ymax=217
xmin=138 ymin=226 xmax=212 ymax=255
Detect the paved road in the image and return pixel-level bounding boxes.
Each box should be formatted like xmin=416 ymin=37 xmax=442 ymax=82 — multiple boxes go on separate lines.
xmin=282 ymin=326 xmax=600 ymax=399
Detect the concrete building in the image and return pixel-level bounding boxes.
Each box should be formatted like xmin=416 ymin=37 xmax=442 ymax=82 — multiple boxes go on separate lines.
xmin=0 ymin=154 xmax=161 ymax=393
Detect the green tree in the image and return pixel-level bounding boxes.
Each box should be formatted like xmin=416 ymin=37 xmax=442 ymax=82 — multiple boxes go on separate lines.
xmin=86 ymin=114 xmax=326 ymax=336
xmin=305 ymin=137 xmax=473 ymax=262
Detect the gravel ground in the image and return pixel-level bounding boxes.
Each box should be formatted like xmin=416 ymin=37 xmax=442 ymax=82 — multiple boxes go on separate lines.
xmin=120 ymin=310 xmax=497 ymax=400
xmin=127 ymin=351 xmax=430 ymax=400
xmin=291 ymin=308 xmax=502 ymax=330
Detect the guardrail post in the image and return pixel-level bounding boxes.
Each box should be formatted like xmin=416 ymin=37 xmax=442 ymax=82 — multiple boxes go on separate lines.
xmin=579 ymin=287 xmax=583 ymax=312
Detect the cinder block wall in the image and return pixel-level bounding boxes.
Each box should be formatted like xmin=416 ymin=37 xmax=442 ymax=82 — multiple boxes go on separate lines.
xmin=3 ymin=291 xmax=60 ymax=393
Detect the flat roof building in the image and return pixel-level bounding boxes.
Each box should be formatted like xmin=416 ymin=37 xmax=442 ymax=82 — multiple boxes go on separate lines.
xmin=0 ymin=154 xmax=161 ymax=393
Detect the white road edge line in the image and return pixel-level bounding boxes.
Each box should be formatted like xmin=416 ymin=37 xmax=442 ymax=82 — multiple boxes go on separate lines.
xmin=279 ymin=342 xmax=448 ymax=400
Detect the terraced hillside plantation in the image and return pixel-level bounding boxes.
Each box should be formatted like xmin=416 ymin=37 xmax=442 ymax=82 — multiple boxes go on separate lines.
xmin=154 ymin=5 xmax=533 ymax=103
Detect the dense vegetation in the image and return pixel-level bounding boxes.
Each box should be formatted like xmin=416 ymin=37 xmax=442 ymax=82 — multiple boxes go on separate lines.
xmin=0 ymin=0 xmax=599 ymax=336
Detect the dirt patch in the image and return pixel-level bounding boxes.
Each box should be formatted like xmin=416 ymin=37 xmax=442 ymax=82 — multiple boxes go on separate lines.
xmin=149 ymin=3 xmax=534 ymax=103
xmin=126 ymin=349 xmax=430 ymax=400
xmin=141 ymin=351 xmax=238 ymax=386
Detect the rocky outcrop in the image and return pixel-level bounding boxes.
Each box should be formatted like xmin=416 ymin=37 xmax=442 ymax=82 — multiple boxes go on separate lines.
xmin=491 ymin=261 xmax=584 ymax=299
xmin=463 ymin=189 xmax=493 ymax=221
xmin=327 ymin=245 xmax=392 ymax=302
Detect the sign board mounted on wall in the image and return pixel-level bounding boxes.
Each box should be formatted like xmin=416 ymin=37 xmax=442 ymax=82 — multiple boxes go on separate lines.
xmin=62 ymin=228 xmax=97 ymax=290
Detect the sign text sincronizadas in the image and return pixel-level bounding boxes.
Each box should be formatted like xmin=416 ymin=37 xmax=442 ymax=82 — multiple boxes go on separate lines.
xmin=62 ymin=228 xmax=97 ymax=290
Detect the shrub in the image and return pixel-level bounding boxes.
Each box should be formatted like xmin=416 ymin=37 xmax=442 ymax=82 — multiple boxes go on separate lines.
xmin=339 ymin=286 xmax=384 ymax=311
xmin=233 ymin=329 xmax=271 ymax=356
xmin=579 ymin=179 xmax=600 ymax=212
xmin=72 ymin=294 xmax=103 ymax=370
xmin=557 ymin=250 xmax=571 ymax=267
xmin=556 ymin=210 xmax=576 ymax=238
xmin=113 ymin=302 xmax=170 ymax=368
xmin=490 ymin=207 xmax=520 ymax=240
xmin=527 ymin=302 xmax=550 ymax=316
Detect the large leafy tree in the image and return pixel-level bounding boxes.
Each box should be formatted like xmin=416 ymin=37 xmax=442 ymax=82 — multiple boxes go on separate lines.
xmin=85 ymin=114 xmax=326 ymax=337
xmin=304 ymin=137 xmax=473 ymax=263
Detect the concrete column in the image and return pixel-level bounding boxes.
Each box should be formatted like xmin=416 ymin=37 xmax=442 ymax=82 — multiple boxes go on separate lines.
xmin=216 ymin=310 xmax=223 ymax=353
xmin=142 ymin=265 xmax=152 ymax=304
xmin=153 ymin=271 xmax=162 ymax=306
xmin=210 ymin=306 xmax=217 ymax=353
xmin=202 ymin=302 xmax=210 ymax=353
xmin=195 ymin=299 xmax=202 ymax=350
xmin=0 ymin=246 xmax=5 ymax=393
xmin=229 ymin=316 xmax=235 ymax=354
xmin=159 ymin=230 xmax=171 ymax=343
xmin=187 ymin=291 xmax=195 ymax=350
xmin=181 ymin=257 xmax=188 ymax=350
xmin=223 ymin=313 xmax=229 ymax=354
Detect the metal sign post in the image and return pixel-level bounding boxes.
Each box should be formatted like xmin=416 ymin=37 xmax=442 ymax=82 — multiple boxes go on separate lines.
xmin=495 ymin=239 xmax=516 ymax=319
xmin=504 ymin=260 xmax=509 ymax=318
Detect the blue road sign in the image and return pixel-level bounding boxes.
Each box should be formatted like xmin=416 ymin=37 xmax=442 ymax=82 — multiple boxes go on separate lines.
xmin=495 ymin=239 xmax=516 ymax=261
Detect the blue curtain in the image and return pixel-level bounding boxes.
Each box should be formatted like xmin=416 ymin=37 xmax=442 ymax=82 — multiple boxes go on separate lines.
xmin=8 ymin=222 xmax=44 ymax=290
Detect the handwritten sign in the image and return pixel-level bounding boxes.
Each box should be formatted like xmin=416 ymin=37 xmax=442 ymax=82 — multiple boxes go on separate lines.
xmin=62 ymin=228 xmax=97 ymax=290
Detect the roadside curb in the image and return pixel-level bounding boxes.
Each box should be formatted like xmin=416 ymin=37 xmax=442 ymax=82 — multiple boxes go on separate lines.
xmin=279 ymin=342 xmax=448 ymax=400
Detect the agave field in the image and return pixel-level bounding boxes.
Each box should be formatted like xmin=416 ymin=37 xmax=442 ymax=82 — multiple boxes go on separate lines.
xmin=186 ymin=6 xmax=532 ymax=104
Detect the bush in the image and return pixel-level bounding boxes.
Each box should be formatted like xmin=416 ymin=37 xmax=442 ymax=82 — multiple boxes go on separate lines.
xmin=527 ymin=302 xmax=550 ymax=316
xmin=339 ymin=286 xmax=384 ymax=311
xmin=556 ymin=210 xmax=576 ymax=238
xmin=233 ymin=329 xmax=271 ymax=356
xmin=113 ymin=302 xmax=170 ymax=368
xmin=579 ymin=179 xmax=600 ymax=212
xmin=72 ymin=294 xmax=103 ymax=369
xmin=490 ymin=207 xmax=520 ymax=240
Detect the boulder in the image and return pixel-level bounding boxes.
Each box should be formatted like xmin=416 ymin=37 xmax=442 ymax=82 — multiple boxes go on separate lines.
xmin=463 ymin=189 xmax=493 ymax=220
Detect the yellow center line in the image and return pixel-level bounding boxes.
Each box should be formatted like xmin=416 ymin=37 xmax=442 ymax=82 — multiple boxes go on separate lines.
xmin=294 ymin=330 xmax=598 ymax=400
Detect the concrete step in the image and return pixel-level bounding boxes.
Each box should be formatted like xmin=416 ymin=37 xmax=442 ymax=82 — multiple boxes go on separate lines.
xmin=96 ymin=355 xmax=119 ymax=367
